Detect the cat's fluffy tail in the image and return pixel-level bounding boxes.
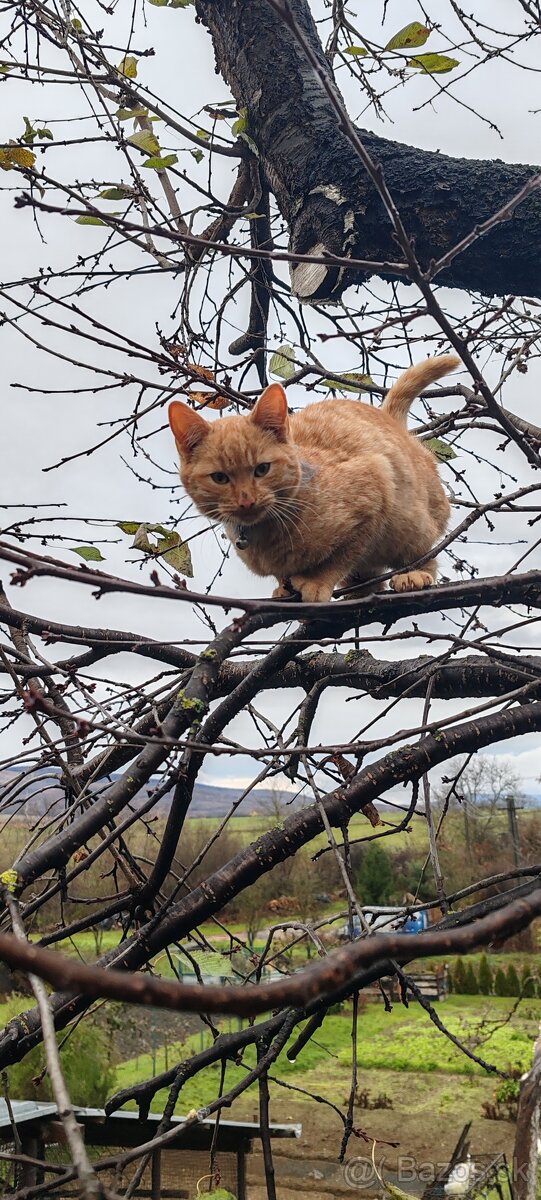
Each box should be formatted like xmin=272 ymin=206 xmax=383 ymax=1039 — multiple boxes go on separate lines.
xmin=382 ymin=354 xmax=460 ymax=426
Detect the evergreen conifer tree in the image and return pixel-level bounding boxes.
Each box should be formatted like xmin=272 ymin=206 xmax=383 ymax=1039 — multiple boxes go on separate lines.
xmin=453 ymin=959 xmax=467 ymax=994
xmin=520 ymin=965 xmax=535 ymax=998
xmin=506 ymin=964 xmax=521 ymax=996
xmin=464 ymin=962 xmax=478 ymax=994
xmin=494 ymin=967 xmax=507 ymax=997
xmin=478 ymin=954 xmax=493 ymax=995
xmin=357 ymin=843 xmax=394 ymax=905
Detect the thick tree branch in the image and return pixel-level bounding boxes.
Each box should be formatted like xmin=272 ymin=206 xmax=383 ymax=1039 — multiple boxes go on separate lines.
xmin=0 ymin=891 xmax=537 ymax=1022
xmin=2 ymin=597 xmax=540 ymax=704
xmin=2 ymin=540 xmax=540 ymax=618
xmin=514 ymin=1023 xmax=541 ymax=1200
xmin=196 ymin=0 xmax=541 ymax=303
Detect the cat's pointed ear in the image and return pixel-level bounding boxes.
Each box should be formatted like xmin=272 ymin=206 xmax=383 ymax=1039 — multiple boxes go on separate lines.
xmin=250 ymin=383 xmax=289 ymax=441
xmin=168 ymin=401 xmax=209 ymax=456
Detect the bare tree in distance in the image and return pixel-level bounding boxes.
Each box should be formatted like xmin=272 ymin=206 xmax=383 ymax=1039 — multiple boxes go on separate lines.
xmin=1 ymin=1 xmax=541 ymax=1196
xmin=436 ymin=754 xmax=524 ymax=864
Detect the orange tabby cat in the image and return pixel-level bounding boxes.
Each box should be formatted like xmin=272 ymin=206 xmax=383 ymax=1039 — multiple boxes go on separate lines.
xmin=168 ymin=355 xmax=459 ymax=602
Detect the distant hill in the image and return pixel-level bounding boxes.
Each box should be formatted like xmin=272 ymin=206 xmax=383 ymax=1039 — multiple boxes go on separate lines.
xmin=153 ymin=779 xmax=296 ymax=818
xmin=1 ymin=766 xmax=539 ymax=821
xmin=0 ymin=767 xmax=297 ymax=819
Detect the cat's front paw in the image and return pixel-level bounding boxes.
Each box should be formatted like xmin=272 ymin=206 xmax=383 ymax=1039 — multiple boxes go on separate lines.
xmin=289 ymin=575 xmax=334 ymax=603
xmin=390 ymin=570 xmax=434 ymax=593
xmin=272 ymin=579 xmax=298 ymax=600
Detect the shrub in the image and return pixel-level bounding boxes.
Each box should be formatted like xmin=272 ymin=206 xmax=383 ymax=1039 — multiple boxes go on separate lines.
xmin=483 ymin=1076 xmax=521 ymax=1122
xmin=356 ymin=842 xmax=394 ymax=905
xmin=506 ymin=964 xmax=521 ymax=997
xmin=452 ymin=958 xmax=467 ymax=994
xmin=4 ymin=996 xmax=115 ymax=1106
xmin=494 ymin=967 xmax=508 ymax=997
xmin=520 ymin=965 xmax=536 ymax=998
xmin=464 ymin=962 xmax=478 ymax=994
xmin=477 ymin=953 xmax=493 ymax=995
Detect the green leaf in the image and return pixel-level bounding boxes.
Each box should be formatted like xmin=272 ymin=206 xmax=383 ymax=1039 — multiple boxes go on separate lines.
xmin=147 ymin=0 xmax=169 ymax=5
xmin=169 ymin=0 xmax=194 ymax=7
xmin=0 ymin=64 xmax=14 ymax=74
xmin=407 ymin=52 xmax=459 ymax=73
xmin=385 ymin=22 xmax=431 ymax=50
xmin=71 ymin=545 xmax=105 ymax=562
xmin=117 ymin=106 xmax=148 ymax=121
xmin=75 ymin=215 xmax=118 ymax=226
xmin=19 ymin=117 xmax=52 ymax=142
xmin=232 ymin=108 xmax=248 ymax=136
xmin=22 ymin=116 xmax=36 ymax=144
xmin=344 ymin=46 xmax=368 ymax=56
xmin=132 ymin=524 xmax=154 ymax=553
xmin=190 ymin=148 xmax=204 ymax=163
xmin=196 ymin=129 xmax=210 ymax=141
xmin=127 ymin=129 xmax=160 ymax=155
xmin=99 ymin=186 xmax=132 ymax=200
xmin=323 ymin=372 xmax=374 ymax=392
xmin=424 ymin=437 xmax=458 ymax=462
xmin=118 ymin=55 xmax=138 ymax=78
xmin=0 ymin=146 xmax=36 ymax=171
xmin=71 ymin=18 xmax=83 ymax=30
xmin=269 ymin=344 xmax=296 ymax=380
xmin=238 ymin=131 xmax=259 ymax=157
xmin=130 ymin=523 xmax=193 ymax=577
xmin=156 ymin=534 xmax=193 ymax=577
xmin=116 ymin=521 xmax=142 ymax=535
xmin=142 ymin=153 xmax=178 ymax=169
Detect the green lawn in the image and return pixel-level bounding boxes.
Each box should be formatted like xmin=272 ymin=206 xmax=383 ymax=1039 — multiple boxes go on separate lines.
xmin=189 ymin=806 xmax=541 ymax=855
xmin=113 ymin=994 xmax=541 ymax=1115
xmin=45 ymin=930 xmax=123 ymax=958
xmin=3 ymin=987 xmax=539 ymax=1126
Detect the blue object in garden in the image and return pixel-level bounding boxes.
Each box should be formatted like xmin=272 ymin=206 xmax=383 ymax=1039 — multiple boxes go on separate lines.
xmin=400 ymin=910 xmax=429 ymax=935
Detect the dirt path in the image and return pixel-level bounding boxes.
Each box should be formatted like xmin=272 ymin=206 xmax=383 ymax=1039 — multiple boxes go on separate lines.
xmin=229 ymin=1078 xmax=516 ymax=1198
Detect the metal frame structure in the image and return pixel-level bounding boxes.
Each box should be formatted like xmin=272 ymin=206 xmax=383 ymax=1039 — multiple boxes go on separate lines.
xmin=0 ymin=1100 xmax=301 ymax=1198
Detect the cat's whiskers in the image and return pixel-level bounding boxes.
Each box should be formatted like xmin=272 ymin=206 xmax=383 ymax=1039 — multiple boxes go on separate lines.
xmin=265 ymin=503 xmax=297 ymax=552
xmin=271 ymin=499 xmax=316 ymax=552
xmin=272 ymin=508 xmax=309 ymax=544
xmin=271 ymin=497 xmax=320 ymax=539
xmin=266 ymin=497 xmax=320 ymax=550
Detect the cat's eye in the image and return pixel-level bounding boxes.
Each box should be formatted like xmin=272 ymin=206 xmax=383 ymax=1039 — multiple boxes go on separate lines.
xmin=254 ymin=462 xmax=271 ymax=477
xmin=211 ymin=471 xmax=230 ymax=485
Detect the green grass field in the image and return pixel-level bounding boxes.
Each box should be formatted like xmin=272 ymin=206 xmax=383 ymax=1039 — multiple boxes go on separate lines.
xmin=189 ymin=805 xmax=540 ymax=854
xmin=4 ymin=805 xmax=538 ymax=876
xmin=113 ymin=994 xmax=541 ymax=1115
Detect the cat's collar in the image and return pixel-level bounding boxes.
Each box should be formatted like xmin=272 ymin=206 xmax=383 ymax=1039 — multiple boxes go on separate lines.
xmin=235 ymin=524 xmax=250 ymax=550
xmin=225 ymin=520 xmax=253 ymax=550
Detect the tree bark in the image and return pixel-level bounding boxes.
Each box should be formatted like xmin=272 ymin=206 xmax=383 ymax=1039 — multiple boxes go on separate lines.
xmin=196 ymin=0 xmax=541 ymax=303
xmin=514 ymin=1025 xmax=541 ymax=1200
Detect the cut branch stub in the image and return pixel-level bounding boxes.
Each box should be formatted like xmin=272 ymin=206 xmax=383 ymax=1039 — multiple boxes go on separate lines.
xmin=196 ymin=0 xmax=541 ymax=303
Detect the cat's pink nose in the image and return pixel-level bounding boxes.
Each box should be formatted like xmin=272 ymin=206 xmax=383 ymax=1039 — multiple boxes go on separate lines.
xmin=237 ymin=494 xmax=256 ymax=509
